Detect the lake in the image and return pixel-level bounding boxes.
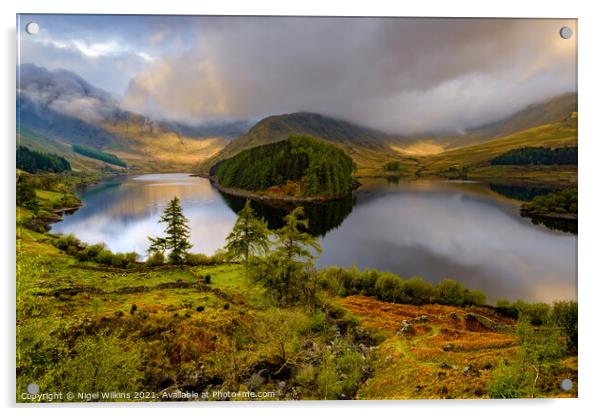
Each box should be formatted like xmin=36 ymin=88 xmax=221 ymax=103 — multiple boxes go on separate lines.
xmin=51 ymin=173 xmax=577 ymax=303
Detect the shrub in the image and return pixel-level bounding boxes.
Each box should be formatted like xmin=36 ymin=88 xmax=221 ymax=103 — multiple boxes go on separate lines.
xmin=464 ymin=289 xmax=487 ymax=306
xmin=204 ymin=274 xmax=212 ymax=284
xmin=53 ymin=332 xmax=143 ymax=396
xmin=309 ymin=310 xmax=327 ymax=332
xmin=357 ymin=270 xmax=379 ymax=296
xmin=124 ymin=252 xmax=138 ymax=264
xmin=434 ymin=278 xmax=465 ymax=306
xmin=196 ymin=306 xmax=205 ymax=312
xmin=146 ymin=252 xmax=165 ymax=266
xmin=296 ymin=364 xmax=316 ymax=385
xmin=111 ymin=253 xmax=128 ymax=268
xmin=374 ymin=273 xmax=404 ymax=302
xmin=336 ymin=349 xmax=363 ymax=399
xmin=96 ymin=249 xmax=114 ymax=266
xmin=130 ymin=304 xmax=137 ymax=315
xmin=514 ymin=301 xmax=550 ymax=326
xmin=488 ymin=318 xmax=566 ymax=398
xmin=82 ymin=243 xmax=106 ymax=261
xmin=316 ymin=352 xmax=341 ymax=399
xmin=186 ymin=253 xmax=211 ymax=266
xmin=488 ymin=360 xmax=534 ymax=398
xmin=550 ymin=300 xmax=578 ymax=351
xmin=54 ymin=234 xmax=81 ymax=252
xmin=403 ymin=277 xmax=434 ymax=305
xmin=210 ymin=249 xmax=228 ymax=264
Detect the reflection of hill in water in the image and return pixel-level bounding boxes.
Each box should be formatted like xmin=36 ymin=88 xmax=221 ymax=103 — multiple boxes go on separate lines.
xmin=489 ymin=184 xmax=555 ymax=202
xmin=218 ymin=192 xmax=355 ymax=237
xmin=76 ymin=176 xmax=218 ymax=221
xmin=521 ymin=214 xmax=577 ymax=235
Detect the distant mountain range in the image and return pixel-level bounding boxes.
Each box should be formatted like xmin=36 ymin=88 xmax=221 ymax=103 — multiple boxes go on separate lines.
xmin=17 ymin=64 xmax=577 ymax=174
xmin=17 ymin=64 xmax=249 ymax=170
xmin=199 ymin=92 xmax=577 ymax=173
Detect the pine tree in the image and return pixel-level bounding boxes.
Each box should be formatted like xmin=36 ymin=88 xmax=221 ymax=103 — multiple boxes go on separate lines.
xmin=147 ymin=197 xmax=191 ymax=264
xmin=225 ymin=199 xmax=269 ymax=272
xmin=273 ymin=206 xmax=322 ymax=303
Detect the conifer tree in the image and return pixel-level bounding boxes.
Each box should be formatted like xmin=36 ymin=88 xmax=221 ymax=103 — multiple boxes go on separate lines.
xmin=148 ymin=197 xmax=191 ymax=264
xmin=251 ymin=207 xmax=322 ymax=304
xmin=225 ymin=199 xmax=269 ymax=272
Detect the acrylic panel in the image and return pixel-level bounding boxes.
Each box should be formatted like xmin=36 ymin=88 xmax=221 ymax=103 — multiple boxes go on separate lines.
xmin=16 ymin=15 xmax=577 ymax=402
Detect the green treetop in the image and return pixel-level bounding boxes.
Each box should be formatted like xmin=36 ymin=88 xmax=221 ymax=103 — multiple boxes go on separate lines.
xmin=250 ymin=206 xmax=322 ymax=304
xmin=225 ymin=199 xmax=270 ymax=272
xmin=148 ymin=196 xmax=192 ymax=264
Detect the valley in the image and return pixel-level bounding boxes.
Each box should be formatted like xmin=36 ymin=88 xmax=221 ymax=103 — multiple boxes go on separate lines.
xmin=16 ymin=63 xmax=578 ymax=402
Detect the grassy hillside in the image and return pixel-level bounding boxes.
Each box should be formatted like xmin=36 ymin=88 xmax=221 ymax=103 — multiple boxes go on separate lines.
xmin=389 ymin=92 xmax=577 ymax=153
xmin=17 ymin=128 xmax=117 ymax=173
xmin=98 ymin=117 xmax=227 ymax=172
xmin=414 ymin=115 xmax=578 ymax=185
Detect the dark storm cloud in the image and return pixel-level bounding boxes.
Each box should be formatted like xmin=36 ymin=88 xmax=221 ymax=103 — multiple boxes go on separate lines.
xmin=19 ymin=16 xmax=576 ymax=133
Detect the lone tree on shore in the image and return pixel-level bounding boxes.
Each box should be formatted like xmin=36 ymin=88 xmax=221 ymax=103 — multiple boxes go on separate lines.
xmin=148 ymin=196 xmax=192 ymax=264
xmin=225 ymin=199 xmax=269 ymax=272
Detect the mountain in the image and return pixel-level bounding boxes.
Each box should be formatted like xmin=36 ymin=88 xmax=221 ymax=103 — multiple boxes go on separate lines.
xmin=391 ymin=92 xmax=578 ymax=155
xmin=17 ymin=64 xmax=240 ymax=171
xmin=198 ymin=93 xmax=578 ymax=175
xmin=197 ymin=112 xmax=397 ymax=174
xmin=462 ymin=92 xmax=578 ymax=144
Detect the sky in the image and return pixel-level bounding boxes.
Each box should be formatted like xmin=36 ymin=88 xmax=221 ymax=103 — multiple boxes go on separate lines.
xmin=18 ymin=15 xmax=577 ymax=134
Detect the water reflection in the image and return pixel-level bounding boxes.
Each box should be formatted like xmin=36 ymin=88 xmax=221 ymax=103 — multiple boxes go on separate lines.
xmin=218 ymin=192 xmax=355 ymax=237
xmin=52 ymin=173 xmax=238 ymax=256
xmin=489 ymin=183 xmax=555 ymax=202
xmin=51 ymin=174 xmax=577 ymax=303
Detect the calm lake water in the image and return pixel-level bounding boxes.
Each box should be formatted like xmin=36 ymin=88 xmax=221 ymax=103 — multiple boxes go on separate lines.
xmin=51 ymin=173 xmax=577 ymax=303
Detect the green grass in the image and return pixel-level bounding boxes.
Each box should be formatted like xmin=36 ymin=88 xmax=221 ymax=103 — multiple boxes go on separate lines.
xmin=417 ymin=119 xmax=577 ymax=184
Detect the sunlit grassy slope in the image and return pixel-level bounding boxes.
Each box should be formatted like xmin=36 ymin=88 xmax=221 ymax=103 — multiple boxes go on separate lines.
xmin=393 ymin=115 xmax=578 ymax=184
xmin=17 ymin=128 xmax=111 ymax=172
xmin=99 ymin=120 xmax=228 ymax=172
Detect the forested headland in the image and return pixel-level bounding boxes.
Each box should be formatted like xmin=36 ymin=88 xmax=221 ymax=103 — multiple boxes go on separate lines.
xmin=212 ymin=135 xmax=355 ymax=199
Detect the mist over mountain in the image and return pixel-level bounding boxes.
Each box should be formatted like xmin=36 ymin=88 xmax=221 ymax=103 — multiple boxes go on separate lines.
xmin=17 ymin=64 xmax=577 ymax=173
xmin=18 ymin=64 xmax=250 ymax=142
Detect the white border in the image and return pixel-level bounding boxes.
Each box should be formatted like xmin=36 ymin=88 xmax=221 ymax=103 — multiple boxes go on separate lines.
xmin=3 ymin=1 xmax=601 ymax=415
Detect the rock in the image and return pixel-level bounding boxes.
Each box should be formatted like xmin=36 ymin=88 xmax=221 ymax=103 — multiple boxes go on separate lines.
xmin=398 ymin=320 xmax=414 ymax=336
xmin=442 ymin=343 xmax=453 ymax=352
xmin=461 ymin=365 xmax=479 ymax=376
xmin=245 ymin=369 xmax=268 ymax=390
xmin=180 ymin=366 xmax=205 ymax=389
xmin=414 ymin=315 xmax=429 ymax=323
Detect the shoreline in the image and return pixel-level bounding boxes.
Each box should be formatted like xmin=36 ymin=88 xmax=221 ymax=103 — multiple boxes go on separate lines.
xmin=200 ymin=174 xmax=356 ymax=203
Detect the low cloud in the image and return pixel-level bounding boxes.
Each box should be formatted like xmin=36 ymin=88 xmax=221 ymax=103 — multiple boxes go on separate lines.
xmin=122 ymin=17 xmax=576 ymax=134
xmin=18 ymin=63 xmax=118 ymax=123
